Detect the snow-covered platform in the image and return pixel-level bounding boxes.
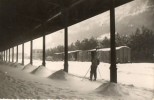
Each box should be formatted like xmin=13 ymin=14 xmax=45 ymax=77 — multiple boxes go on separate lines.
xmin=0 ymin=61 xmax=153 ymax=99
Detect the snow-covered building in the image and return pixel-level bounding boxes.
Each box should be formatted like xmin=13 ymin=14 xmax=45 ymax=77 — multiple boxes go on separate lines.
xmin=77 ymin=50 xmax=91 ymax=61
xmin=53 ymin=46 xmax=131 ymax=63
xmin=53 ymin=52 xmax=64 ymax=61
xmin=68 ymin=50 xmax=81 ymax=61
xmin=97 ymin=46 xmax=131 ymax=63
xmin=53 ymin=50 xmax=82 ymax=61
xmin=88 ymin=46 xmax=131 ymax=63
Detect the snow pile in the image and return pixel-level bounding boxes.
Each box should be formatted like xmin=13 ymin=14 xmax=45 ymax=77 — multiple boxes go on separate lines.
xmin=96 ymin=82 xmax=129 ymax=96
xmin=10 ymin=62 xmax=18 ymax=67
xmin=11 ymin=62 xmax=24 ymax=69
xmin=95 ymin=82 xmax=153 ymax=100
xmin=48 ymin=69 xmax=81 ymax=81
xmin=22 ymin=64 xmax=38 ymax=73
xmin=31 ymin=65 xmax=52 ymax=77
xmin=48 ymin=69 xmax=68 ymax=80
xmin=6 ymin=62 xmax=13 ymax=66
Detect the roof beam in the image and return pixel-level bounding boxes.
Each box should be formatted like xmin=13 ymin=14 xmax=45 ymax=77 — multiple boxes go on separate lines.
xmin=30 ymin=0 xmax=88 ymax=33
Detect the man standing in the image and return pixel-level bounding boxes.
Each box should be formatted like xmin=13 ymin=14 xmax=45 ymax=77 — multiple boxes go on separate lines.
xmin=90 ymin=50 xmax=100 ymax=81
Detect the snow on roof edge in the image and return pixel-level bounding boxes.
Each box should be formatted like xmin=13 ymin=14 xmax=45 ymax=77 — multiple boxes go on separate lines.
xmin=54 ymin=46 xmax=130 ymax=54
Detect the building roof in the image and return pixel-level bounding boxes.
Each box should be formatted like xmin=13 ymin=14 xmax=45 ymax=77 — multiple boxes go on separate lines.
xmin=0 ymin=0 xmax=133 ymax=51
xmin=88 ymin=46 xmax=130 ymax=52
xmin=54 ymin=50 xmax=81 ymax=55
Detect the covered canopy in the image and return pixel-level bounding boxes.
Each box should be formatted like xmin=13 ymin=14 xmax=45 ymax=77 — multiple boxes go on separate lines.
xmin=0 ymin=0 xmax=132 ymax=51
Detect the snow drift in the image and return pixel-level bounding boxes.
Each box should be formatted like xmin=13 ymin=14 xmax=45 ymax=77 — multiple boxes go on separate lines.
xmin=0 ymin=62 xmax=153 ymax=99
xmin=95 ymin=82 xmax=153 ymax=100
xmin=6 ymin=62 xmax=13 ymax=66
xmin=48 ymin=69 xmax=68 ymax=80
xmin=22 ymin=64 xmax=38 ymax=73
xmin=48 ymin=69 xmax=82 ymax=81
xmin=96 ymin=82 xmax=129 ymax=96
xmin=11 ymin=62 xmax=24 ymax=69
xmin=31 ymin=65 xmax=52 ymax=77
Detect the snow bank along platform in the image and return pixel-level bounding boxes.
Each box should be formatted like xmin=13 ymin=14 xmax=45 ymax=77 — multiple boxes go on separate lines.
xmin=0 ymin=61 xmax=153 ymax=99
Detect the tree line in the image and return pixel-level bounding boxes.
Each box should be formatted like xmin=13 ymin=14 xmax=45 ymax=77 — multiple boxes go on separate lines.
xmin=46 ymin=26 xmax=154 ymax=62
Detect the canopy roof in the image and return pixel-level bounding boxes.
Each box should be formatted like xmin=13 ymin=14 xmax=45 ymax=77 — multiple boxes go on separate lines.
xmin=0 ymin=0 xmax=132 ymax=51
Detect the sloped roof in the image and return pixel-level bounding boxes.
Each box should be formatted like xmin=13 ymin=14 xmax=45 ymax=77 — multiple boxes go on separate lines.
xmin=0 ymin=0 xmax=133 ymax=51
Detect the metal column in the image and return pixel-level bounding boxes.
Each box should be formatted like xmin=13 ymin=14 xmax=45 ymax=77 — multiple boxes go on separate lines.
xmin=3 ymin=51 xmax=4 ymax=61
xmin=9 ymin=48 xmax=10 ymax=62
xmin=3 ymin=51 xmax=5 ymax=61
xmin=30 ymin=40 xmax=33 ymax=65
xmin=42 ymin=35 xmax=46 ymax=66
xmin=12 ymin=47 xmax=14 ymax=63
xmin=110 ymin=0 xmax=117 ymax=83
xmin=22 ymin=43 xmax=24 ymax=65
xmin=1 ymin=52 xmax=3 ymax=61
xmin=16 ymin=45 xmax=18 ymax=62
xmin=6 ymin=50 xmax=8 ymax=62
xmin=63 ymin=8 xmax=69 ymax=73
xmin=4 ymin=51 xmax=5 ymax=61
xmin=1 ymin=52 xmax=2 ymax=61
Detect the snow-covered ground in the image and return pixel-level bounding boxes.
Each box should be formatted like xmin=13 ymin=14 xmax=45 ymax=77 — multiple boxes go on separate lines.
xmin=21 ymin=59 xmax=154 ymax=90
xmin=0 ymin=59 xmax=154 ymax=99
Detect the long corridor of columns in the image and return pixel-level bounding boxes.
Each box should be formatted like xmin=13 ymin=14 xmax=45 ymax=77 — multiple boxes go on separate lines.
xmin=0 ymin=0 xmax=117 ymax=83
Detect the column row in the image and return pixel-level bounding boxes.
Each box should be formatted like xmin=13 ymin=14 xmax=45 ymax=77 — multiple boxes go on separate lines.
xmin=0 ymin=1 xmax=117 ymax=83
